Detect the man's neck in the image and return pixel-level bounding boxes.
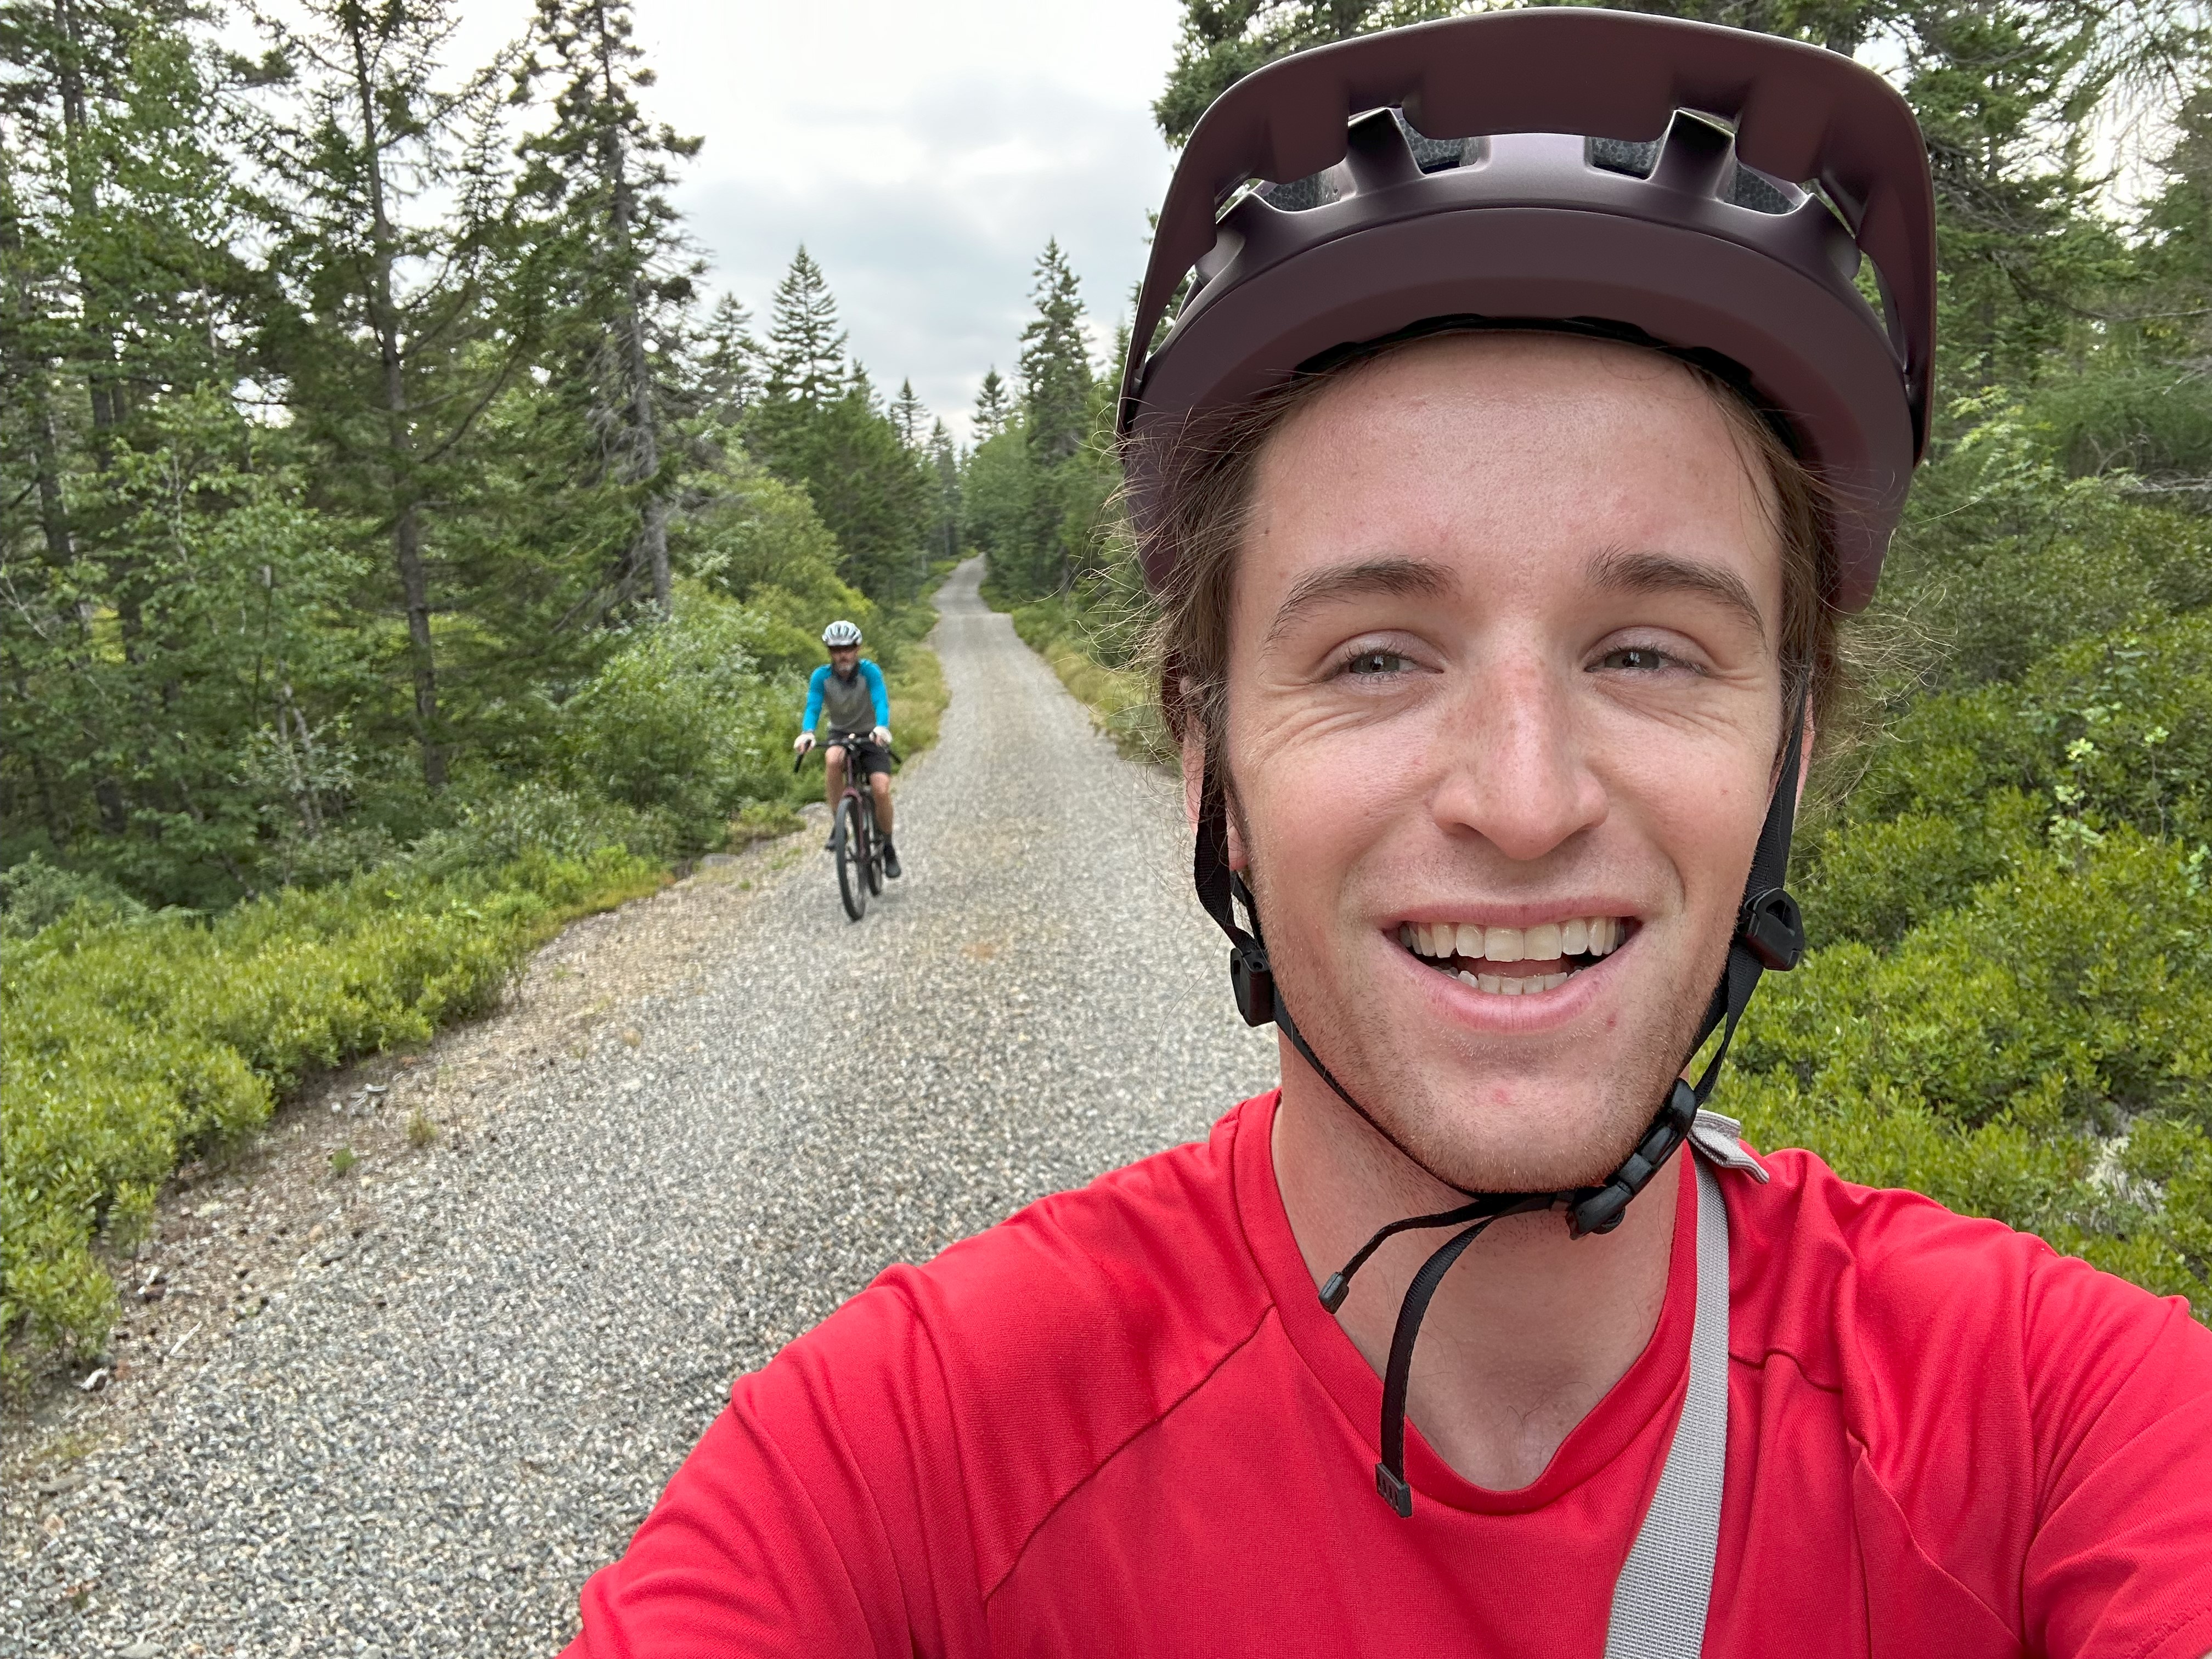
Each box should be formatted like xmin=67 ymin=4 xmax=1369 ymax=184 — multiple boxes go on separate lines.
xmin=1271 ymin=1049 xmax=1678 ymax=1491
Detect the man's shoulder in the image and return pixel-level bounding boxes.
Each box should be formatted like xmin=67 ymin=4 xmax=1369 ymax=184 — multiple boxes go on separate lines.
xmin=750 ymin=1099 xmax=1276 ymax=1582
xmin=848 ymin=1100 xmax=1269 ymax=1385
xmin=806 ymin=662 xmax=830 ymax=685
xmin=1726 ymin=1142 xmax=2210 ymax=1420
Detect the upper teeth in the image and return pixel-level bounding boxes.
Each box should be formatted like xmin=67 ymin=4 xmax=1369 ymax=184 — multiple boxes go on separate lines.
xmin=1398 ymin=916 xmax=1624 ymax=961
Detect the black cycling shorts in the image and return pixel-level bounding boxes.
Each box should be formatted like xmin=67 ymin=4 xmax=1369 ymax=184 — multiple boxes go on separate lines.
xmin=826 ymin=735 xmax=891 ymax=779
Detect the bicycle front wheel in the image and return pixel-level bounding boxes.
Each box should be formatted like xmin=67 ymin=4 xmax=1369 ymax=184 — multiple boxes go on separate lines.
xmin=836 ymin=795 xmax=868 ymax=921
xmin=863 ymin=799 xmax=884 ymax=895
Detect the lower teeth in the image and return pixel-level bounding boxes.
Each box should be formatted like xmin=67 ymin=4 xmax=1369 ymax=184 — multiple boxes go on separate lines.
xmin=1456 ymin=969 xmax=1571 ymax=995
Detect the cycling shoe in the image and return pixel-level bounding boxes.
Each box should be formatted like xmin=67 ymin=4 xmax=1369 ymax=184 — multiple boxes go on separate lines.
xmin=882 ymin=841 xmax=903 ymax=879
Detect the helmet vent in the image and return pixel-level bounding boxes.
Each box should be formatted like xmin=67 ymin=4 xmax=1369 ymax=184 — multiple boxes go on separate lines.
xmin=1392 ymin=109 xmax=1484 ymax=174
xmin=1256 ymin=172 xmax=1341 ymax=211
xmin=1589 ymin=136 xmax=1660 ymax=178
xmin=1585 ymin=132 xmax=1798 ymax=215
xmin=1257 ymin=109 xmax=1486 ymax=212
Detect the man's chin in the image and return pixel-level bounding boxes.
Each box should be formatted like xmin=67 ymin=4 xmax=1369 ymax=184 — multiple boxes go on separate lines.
xmin=1385 ymin=1076 xmax=1673 ymax=1197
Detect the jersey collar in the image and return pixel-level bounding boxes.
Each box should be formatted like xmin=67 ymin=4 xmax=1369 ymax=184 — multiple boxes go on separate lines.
xmin=1230 ymin=1088 xmax=1705 ymax=1517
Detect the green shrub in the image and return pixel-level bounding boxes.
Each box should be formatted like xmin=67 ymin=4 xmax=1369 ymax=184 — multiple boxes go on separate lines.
xmin=1734 ymin=830 xmax=2212 ymax=1312
xmin=1882 ymin=404 xmax=2212 ymax=687
xmin=1848 ymin=611 xmax=2212 ymax=838
xmin=684 ymin=465 xmax=879 ymax=679
xmin=0 ymin=844 xmax=659 ymax=1378
xmin=1793 ymin=794 xmax=2042 ymax=951
xmin=1793 ymin=611 xmax=2212 ymax=952
xmin=0 ymin=855 xmax=150 ymax=939
xmin=559 ymin=585 xmax=799 ymax=842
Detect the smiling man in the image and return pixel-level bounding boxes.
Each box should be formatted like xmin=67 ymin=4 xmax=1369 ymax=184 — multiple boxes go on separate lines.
xmin=570 ymin=13 xmax=2212 ymax=1655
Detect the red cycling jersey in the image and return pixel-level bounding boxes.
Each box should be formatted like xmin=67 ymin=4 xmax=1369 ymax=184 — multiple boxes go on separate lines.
xmin=569 ymin=1090 xmax=2212 ymax=1657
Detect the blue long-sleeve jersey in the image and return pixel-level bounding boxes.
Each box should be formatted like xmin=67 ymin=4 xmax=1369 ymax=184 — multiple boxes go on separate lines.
xmin=802 ymin=659 xmax=889 ymax=735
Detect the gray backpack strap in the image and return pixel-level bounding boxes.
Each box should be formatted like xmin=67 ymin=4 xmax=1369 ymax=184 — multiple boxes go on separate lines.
xmin=1603 ymin=1134 xmax=1735 ymax=1658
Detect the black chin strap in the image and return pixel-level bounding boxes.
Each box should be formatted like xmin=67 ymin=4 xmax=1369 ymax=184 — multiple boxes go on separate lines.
xmin=1194 ymin=697 xmax=1808 ymax=1515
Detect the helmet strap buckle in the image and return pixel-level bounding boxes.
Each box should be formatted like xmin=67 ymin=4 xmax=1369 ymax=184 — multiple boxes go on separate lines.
xmin=1229 ymin=941 xmax=1276 ymax=1029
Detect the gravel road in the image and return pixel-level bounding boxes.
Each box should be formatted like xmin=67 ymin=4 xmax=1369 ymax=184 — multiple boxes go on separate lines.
xmin=1 ymin=560 xmax=1278 ymax=1657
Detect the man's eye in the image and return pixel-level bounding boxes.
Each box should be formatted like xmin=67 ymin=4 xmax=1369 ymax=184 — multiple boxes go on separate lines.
xmin=1595 ymin=646 xmax=1679 ymax=673
xmin=1345 ymin=650 xmax=1410 ymax=677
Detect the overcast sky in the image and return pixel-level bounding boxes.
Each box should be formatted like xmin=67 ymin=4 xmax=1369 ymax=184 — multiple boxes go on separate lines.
xmin=448 ymin=0 xmax=1186 ymax=444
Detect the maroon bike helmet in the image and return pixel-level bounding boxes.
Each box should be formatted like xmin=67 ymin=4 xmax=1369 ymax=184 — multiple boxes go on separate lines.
xmin=1116 ymin=6 xmax=1937 ymax=612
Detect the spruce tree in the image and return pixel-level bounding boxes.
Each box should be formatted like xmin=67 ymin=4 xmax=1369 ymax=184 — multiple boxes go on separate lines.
xmin=972 ymin=367 xmax=1012 ymax=439
xmin=893 ymin=377 xmax=927 ymax=448
xmin=698 ymin=292 xmax=760 ymax=426
xmin=745 ymin=257 xmax=928 ymax=601
xmin=747 ymin=245 xmax=846 ymax=488
xmin=926 ymin=418 xmax=961 ymax=561
xmin=516 ymin=0 xmax=703 ymax=617
xmin=255 ymin=0 xmax=521 ymax=790
xmin=761 ymin=245 xmax=848 ymax=405
xmin=2 ymin=0 xmax=278 ymax=870
xmin=1019 ymin=238 xmax=1093 ymax=466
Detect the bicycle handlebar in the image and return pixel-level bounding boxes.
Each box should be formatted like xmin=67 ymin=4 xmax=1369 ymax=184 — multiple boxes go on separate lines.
xmin=793 ymin=741 xmax=901 ymax=772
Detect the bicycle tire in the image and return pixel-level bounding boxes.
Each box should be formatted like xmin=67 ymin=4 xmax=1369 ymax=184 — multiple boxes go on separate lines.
xmin=863 ymin=797 xmax=884 ymax=895
xmin=836 ymin=795 xmax=868 ymax=920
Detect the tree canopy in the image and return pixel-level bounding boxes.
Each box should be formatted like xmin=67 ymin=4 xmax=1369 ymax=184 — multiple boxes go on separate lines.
xmin=1 ymin=0 xmax=939 ymax=912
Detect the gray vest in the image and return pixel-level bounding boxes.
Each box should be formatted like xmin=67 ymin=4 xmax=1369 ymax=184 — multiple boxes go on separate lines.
xmin=821 ymin=666 xmax=876 ymax=736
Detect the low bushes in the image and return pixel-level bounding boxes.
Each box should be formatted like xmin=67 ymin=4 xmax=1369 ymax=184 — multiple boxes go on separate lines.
xmin=888 ymin=640 xmax=949 ymax=758
xmin=1737 ymin=600 xmax=2212 ymax=1318
xmin=2 ymin=845 xmax=662 ymax=1376
xmin=1735 ymin=828 xmax=2212 ymax=1307
xmin=2 ymin=578 xmax=955 ymax=1381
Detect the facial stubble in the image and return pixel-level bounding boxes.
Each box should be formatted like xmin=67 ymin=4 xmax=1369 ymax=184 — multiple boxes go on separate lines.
xmin=1237 ymin=792 xmax=1731 ymax=1197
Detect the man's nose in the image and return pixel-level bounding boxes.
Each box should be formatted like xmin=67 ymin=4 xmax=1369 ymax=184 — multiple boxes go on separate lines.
xmin=1425 ymin=650 xmax=1605 ymax=862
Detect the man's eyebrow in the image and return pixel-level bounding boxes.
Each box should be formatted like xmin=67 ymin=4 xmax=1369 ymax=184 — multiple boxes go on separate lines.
xmin=1266 ymin=557 xmax=1453 ymax=645
xmin=1585 ymin=548 xmax=1768 ymax=643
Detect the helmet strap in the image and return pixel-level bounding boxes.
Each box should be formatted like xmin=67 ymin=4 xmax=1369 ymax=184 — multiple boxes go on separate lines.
xmin=1192 ymin=693 xmax=1807 ymax=1511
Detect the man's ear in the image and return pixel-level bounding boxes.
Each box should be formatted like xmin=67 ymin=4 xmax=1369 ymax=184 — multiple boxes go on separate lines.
xmin=1181 ymin=716 xmax=1250 ymax=872
xmin=1180 ymin=718 xmax=1207 ymax=830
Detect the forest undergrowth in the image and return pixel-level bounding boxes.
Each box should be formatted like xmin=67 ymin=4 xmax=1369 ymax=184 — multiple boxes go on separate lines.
xmin=2 ymin=601 xmax=948 ymax=1384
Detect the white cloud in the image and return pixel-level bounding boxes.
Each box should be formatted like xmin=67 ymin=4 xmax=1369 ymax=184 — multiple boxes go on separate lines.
xmin=428 ymin=0 xmax=1184 ymax=443
xmin=641 ymin=0 xmax=1181 ymax=443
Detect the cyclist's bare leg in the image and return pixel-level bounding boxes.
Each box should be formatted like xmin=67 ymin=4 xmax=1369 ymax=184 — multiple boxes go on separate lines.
xmin=870 ymin=772 xmax=894 ymax=839
xmin=824 ymin=744 xmax=849 ymax=813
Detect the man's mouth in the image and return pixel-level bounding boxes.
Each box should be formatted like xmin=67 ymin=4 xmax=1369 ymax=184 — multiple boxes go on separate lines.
xmin=1395 ymin=915 xmax=1635 ymax=996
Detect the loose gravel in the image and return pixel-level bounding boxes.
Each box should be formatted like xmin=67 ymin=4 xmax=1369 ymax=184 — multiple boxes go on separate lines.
xmin=1 ymin=560 xmax=1278 ymax=1657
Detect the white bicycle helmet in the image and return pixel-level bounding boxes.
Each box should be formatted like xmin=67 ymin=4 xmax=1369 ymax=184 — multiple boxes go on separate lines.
xmin=821 ymin=620 xmax=864 ymax=647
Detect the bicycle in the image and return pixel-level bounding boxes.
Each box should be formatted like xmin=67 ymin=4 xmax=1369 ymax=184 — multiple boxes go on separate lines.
xmin=794 ymin=735 xmax=900 ymax=921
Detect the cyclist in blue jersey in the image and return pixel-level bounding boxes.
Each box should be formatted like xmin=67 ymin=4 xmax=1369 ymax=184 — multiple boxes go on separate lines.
xmin=793 ymin=620 xmax=900 ymax=879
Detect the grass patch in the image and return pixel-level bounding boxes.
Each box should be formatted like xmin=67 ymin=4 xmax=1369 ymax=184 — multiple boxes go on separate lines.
xmin=888 ymin=641 xmax=949 ymax=758
xmin=726 ymin=800 xmax=805 ymax=848
xmin=1007 ymin=595 xmax=1173 ymax=766
xmin=1 ymin=844 xmax=661 ymax=1384
xmin=405 ymin=1109 xmax=438 ymax=1150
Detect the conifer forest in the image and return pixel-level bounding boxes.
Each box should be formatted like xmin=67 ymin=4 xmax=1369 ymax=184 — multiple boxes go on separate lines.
xmin=6 ymin=0 xmax=2212 ymax=1371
